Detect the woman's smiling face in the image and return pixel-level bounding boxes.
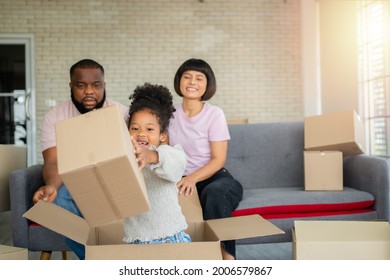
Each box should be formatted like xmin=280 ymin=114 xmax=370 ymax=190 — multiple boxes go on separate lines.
xmin=179 ymin=70 xmax=207 ymax=100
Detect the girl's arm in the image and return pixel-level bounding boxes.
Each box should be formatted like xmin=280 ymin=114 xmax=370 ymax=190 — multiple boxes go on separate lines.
xmin=149 ymin=144 xmax=186 ymax=182
xmin=177 ymin=140 xmax=227 ymax=196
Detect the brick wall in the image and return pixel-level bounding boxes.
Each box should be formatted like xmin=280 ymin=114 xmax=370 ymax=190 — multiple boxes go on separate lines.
xmin=0 ymin=0 xmax=302 ymax=161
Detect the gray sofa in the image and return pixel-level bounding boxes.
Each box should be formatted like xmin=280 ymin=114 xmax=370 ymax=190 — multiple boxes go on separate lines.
xmin=9 ymin=121 xmax=390 ymax=254
xmin=226 ymin=121 xmax=390 ymax=244
xmin=9 ymin=164 xmax=70 ymax=258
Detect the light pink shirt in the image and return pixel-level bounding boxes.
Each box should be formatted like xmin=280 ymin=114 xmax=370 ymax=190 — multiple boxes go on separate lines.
xmin=40 ymin=99 xmax=129 ymax=152
xmin=169 ymin=103 xmax=230 ymax=176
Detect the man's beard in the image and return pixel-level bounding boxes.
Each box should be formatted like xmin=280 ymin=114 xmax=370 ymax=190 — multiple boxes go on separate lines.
xmin=71 ymin=90 xmax=106 ymax=114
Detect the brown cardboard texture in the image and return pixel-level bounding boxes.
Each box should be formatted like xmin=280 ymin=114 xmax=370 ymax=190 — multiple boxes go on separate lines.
xmin=23 ymin=191 xmax=284 ymax=260
xmin=0 ymin=244 xmax=28 ymax=260
xmin=304 ymin=151 xmax=343 ymax=191
xmin=293 ymin=220 xmax=390 ymax=260
xmin=0 ymin=144 xmax=27 ymax=211
xmin=304 ymin=110 xmax=366 ymax=155
xmin=55 ymin=105 xmax=149 ymax=227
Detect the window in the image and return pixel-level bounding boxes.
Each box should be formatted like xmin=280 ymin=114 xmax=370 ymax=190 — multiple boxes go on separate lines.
xmin=358 ymin=1 xmax=390 ymax=157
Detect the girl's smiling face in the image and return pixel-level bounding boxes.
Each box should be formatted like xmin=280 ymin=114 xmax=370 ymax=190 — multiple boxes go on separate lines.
xmin=128 ymin=109 xmax=167 ymax=149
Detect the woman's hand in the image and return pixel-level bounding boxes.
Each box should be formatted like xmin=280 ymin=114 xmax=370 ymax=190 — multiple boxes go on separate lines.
xmin=176 ymin=175 xmax=197 ymax=196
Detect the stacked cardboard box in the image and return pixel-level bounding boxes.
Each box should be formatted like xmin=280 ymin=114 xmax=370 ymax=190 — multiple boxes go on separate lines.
xmin=23 ymin=105 xmax=284 ymax=259
xmin=303 ymin=110 xmax=366 ymax=191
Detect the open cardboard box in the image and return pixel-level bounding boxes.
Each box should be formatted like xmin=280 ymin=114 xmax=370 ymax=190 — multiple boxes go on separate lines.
xmin=55 ymin=105 xmax=150 ymax=227
xmin=24 ymin=189 xmax=284 ymax=260
xmin=293 ymin=220 xmax=390 ymax=260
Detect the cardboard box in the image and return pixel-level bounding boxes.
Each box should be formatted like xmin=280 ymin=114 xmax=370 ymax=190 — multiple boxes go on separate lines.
xmin=0 ymin=244 xmax=28 ymax=260
xmin=293 ymin=220 xmax=390 ymax=260
xmin=0 ymin=144 xmax=27 ymax=212
xmin=304 ymin=151 xmax=343 ymax=191
xmin=55 ymin=105 xmax=149 ymax=227
xmin=23 ymin=189 xmax=284 ymax=260
xmin=304 ymin=110 xmax=366 ymax=155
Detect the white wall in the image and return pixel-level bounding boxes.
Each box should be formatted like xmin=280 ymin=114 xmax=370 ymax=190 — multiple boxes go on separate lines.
xmin=319 ymin=0 xmax=360 ymax=115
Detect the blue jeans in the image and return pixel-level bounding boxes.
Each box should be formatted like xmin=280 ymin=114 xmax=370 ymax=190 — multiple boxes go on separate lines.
xmin=196 ymin=168 xmax=243 ymax=258
xmin=130 ymin=230 xmax=191 ymax=244
xmin=53 ymin=185 xmax=85 ymax=260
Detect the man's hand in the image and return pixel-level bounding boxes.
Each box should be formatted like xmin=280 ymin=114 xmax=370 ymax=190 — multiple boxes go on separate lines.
xmin=32 ymin=185 xmax=58 ymax=203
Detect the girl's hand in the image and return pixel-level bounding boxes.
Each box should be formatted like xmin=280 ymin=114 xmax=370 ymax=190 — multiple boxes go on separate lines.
xmin=176 ymin=176 xmax=197 ymax=196
xmin=131 ymin=136 xmax=158 ymax=169
xmin=131 ymin=136 xmax=146 ymax=169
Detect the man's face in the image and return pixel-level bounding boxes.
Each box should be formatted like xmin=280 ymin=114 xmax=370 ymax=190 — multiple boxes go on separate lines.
xmin=69 ymin=68 xmax=106 ymax=111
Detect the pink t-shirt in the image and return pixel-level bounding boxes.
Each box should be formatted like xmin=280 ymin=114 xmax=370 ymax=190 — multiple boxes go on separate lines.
xmin=169 ymin=103 xmax=230 ymax=176
xmin=40 ymin=99 xmax=129 ymax=152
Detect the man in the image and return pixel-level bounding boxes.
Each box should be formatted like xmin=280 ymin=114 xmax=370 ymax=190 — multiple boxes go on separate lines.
xmin=33 ymin=59 xmax=128 ymax=259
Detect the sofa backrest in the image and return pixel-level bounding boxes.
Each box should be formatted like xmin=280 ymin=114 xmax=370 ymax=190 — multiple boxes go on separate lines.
xmin=226 ymin=121 xmax=304 ymax=190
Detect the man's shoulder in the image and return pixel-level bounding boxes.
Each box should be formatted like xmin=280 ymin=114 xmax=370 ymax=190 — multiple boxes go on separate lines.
xmin=105 ymin=99 xmax=129 ymax=122
xmin=44 ymin=100 xmax=75 ymax=118
xmin=105 ymin=98 xmax=126 ymax=107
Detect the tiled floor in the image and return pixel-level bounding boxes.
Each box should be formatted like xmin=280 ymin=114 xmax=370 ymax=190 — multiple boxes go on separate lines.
xmin=0 ymin=210 xmax=292 ymax=260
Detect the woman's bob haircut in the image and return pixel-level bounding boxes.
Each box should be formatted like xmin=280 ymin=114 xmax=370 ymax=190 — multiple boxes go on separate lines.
xmin=173 ymin=58 xmax=217 ymax=101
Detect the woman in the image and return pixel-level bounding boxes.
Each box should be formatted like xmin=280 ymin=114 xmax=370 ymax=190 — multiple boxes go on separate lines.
xmin=169 ymin=58 xmax=243 ymax=260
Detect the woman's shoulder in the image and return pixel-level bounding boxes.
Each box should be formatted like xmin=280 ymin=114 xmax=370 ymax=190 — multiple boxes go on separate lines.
xmin=204 ymin=102 xmax=223 ymax=112
xmin=203 ymin=103 xmax=226 ymax=118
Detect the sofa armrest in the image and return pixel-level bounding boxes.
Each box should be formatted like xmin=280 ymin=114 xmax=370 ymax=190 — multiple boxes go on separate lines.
xmin=9 ymin=164 xmax=44 ymax=248
xmin=343 ymin=154 xmax=390 ymax=220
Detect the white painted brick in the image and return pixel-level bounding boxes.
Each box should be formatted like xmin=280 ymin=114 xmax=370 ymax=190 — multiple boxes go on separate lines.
xmin=1 ymin=0 xmax=302 ymax=162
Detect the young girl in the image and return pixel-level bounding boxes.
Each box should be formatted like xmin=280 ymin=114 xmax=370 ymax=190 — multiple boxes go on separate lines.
xmin=123 ymin=82 xmax=191 ymax=244
xmin=169 ymin=58 xmax=243 ymax=259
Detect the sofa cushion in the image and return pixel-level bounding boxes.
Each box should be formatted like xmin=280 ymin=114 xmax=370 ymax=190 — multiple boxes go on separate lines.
xmin=227 ymin=122 xmax=305 ymax=191
xmin=232 ymin=187 xmax=375 ymax=219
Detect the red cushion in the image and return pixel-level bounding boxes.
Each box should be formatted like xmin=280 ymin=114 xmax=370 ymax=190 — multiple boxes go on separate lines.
xmin=232 ymin=200 xmax=375 ymax=219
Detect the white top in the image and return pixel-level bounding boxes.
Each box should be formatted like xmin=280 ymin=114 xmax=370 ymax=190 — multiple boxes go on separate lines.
xmin=122 ymin=144 xmax=188 ymax=242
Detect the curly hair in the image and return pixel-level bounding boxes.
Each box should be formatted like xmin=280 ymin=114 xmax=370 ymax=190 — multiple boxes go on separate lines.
xmin=128 ymin=83 xmax=175 ymax=132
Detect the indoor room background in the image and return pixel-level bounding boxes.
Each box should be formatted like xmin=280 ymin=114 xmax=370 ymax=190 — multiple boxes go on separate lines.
xmin=0 ymin=0 xmax=382 ymax=164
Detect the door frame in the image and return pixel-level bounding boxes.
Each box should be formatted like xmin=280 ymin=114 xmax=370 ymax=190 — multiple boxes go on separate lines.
xmin=0 ymin=34 xmax=36 ymax=165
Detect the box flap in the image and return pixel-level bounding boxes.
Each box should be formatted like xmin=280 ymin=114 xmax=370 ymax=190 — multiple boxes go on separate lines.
xmin=61 ymin=157 xmax=150 ymax=227
xmin=204 ymin=214 xmax=284 ymax=241
xmin=95 ymin=156 xmax=149 ymax=218
xmin=178 ymin=189 xmax=203 ymax=222
xmin=95 ymin=221 xmax=124 ymax=245
xmin=56 ymin=105 xmax=133 ymax=173
xmin=86 ymin=242 xmax=223 ymax=260
xmin=23 ymin=200 xmax=91 ymax=245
